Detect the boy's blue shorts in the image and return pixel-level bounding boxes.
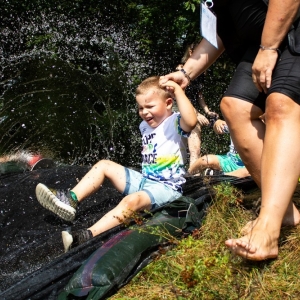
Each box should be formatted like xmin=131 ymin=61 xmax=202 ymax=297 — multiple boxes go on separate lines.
xmin=123 ymin=167 xmax=182 ymax=210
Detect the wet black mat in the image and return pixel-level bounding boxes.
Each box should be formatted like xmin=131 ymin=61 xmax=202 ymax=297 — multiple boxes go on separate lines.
xmin=0 ymin=166 xmax=256 ymax=299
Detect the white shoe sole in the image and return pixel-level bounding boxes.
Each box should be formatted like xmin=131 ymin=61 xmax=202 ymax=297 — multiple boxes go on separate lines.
xmin=62 ymin=231 xmax=73 ymax=252
xmin=35 ymin=183 xmax=76 ymax=222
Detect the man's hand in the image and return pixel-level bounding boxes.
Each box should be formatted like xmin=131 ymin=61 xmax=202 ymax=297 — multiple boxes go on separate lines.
xmin=252 ymin=49 xmax=278 ymax=93
xmin=159 ymin=71 xmax=189 ymax=93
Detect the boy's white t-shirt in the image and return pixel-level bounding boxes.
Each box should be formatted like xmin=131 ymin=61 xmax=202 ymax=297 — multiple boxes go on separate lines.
xmin=139 ymin=112 xmax=189 ymax=192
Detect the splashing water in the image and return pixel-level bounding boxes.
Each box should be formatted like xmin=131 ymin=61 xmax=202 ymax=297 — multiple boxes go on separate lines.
xmin=0 ymin=2 xmax=176 ymax=166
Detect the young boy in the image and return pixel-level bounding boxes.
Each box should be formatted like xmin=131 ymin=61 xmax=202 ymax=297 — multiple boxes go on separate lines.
xmin=35 ymin=76 xmax=197 ymax=252
xmin=188 ymin=119 xmax=250 ymax=178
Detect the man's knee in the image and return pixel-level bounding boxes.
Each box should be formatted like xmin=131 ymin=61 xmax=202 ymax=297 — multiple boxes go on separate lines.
xmin=266 ymin=93 xmax=300 ymax=121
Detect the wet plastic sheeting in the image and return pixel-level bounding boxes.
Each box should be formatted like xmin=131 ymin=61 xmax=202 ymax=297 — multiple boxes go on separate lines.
xmin=0 ymin=166 xmax=256 ymax=299
xmin=0 ymin=166 xmax=123 ymax=296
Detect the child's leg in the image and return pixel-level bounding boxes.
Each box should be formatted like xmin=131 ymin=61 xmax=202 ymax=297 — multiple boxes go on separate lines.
xmin=72 ymin=160 xmax=127 ymax=202
xmin=36 ymin=160 xmax=127 ymax=222
xmin=188 ymin=154 xmax=221 ymax=174
xmin=88 ymin=191 xmax=151 ymax=236
xmin=225 ymin=167 xmax=250 ymax=178
xmin=62 ymin=191 xmax=152 ymax=251
xmin=188 ymin=123 xmax=201 ymax=167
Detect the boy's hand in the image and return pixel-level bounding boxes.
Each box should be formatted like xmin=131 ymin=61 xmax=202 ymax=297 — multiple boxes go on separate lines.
xmin=197 ymin=113 xmax=209 ymax=126
xmin=159 ymin=79 xmax=182 ymax=97
xmin=206 ymin=111 xmax=219 ymax=119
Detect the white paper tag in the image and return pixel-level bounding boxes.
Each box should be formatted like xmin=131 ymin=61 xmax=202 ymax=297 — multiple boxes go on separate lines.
xmin=200 ymin=3 xmax=218 ymax=49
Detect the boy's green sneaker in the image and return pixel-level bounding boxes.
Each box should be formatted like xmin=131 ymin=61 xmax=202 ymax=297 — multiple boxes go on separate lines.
xmin=35 ymin=183 xmax=77 ymax=222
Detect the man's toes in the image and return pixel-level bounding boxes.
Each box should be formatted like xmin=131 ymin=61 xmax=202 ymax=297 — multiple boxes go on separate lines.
xmin=235 ymin=239 xmax=256 ymax=253
xmin=225 ymin=239 xmax=235 ymax=248
xmin=225 ymin=238 xmax=257 ymax=254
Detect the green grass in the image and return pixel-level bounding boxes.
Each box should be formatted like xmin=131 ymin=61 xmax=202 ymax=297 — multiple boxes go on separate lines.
xmin=111 ymin=182 xmax=300 ymax=300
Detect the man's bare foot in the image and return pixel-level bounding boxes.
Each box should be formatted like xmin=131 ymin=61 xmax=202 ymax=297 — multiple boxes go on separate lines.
xmin=242 ymin=202 xmax=300 ymax=235
xmin=240 ymin=219 xmax=258 ymax=235
xmin=225 ymin=229 xmax=279 ymax=261
xmin=282 ymin=202 xmax=300 ymax=227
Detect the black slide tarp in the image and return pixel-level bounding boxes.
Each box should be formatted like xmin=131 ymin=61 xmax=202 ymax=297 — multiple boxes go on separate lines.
xmin=0 ymin=165 xmax=256 ymax=299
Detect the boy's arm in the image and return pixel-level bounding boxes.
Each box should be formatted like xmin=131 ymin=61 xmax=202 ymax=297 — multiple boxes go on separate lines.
xmin=160 ymin=80 xmax=197 ymax=132
xmin=198 ymin=91 xmax=219 ymax=118
xmin=170 ymin=85 xmax=197 ymax=132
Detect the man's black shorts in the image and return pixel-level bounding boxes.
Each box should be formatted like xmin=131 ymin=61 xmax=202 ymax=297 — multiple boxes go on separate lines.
xmin=224 ymin=45 xmax=300 ymax=112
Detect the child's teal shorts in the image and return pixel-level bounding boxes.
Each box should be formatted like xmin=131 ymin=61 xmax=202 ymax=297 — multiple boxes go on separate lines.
xmin=216 ymin=153 xmax=244 ymax=173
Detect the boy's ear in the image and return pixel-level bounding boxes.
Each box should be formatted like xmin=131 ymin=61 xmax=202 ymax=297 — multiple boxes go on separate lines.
xmin=166 ymin=97 xmax=173 ymax=109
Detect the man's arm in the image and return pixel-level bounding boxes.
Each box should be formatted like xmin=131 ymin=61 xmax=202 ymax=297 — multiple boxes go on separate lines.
xmin=183 ymin=36 xmax=225 ymax=81
xmin=252 ymin=0 xmax=300 ymax=92
xmin=262 ymin=0 xmax=299 ymax=49
xmin=159 ymin=36 xmax=225 ymax=90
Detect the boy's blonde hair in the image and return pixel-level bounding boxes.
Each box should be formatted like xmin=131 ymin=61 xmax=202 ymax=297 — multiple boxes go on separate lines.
xmin=136 ymin=76 xmax=171 ymax=99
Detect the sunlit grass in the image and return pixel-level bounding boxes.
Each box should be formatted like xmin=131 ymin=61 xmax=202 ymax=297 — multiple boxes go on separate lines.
xmin=111 ymin=182 xmax=300 ymax=299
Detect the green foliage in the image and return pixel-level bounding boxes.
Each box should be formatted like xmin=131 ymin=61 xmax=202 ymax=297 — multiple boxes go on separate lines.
xmin=184 ymin=0 xmax=200 ymax=12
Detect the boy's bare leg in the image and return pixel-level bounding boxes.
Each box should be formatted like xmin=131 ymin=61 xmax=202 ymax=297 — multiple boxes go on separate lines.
xmin=222 ymin=94 xmax=300 ymax=260
xmin=72 ymin=160 xmax=127 ymax=201
xmin=188 ymin=154 xmax=221 ymax=174
xmin=88 ymin=191 xmax=151 ymax=236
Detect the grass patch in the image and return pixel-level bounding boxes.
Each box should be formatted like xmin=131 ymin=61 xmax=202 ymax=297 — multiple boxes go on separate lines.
xmin=111 ymin=182 xmax=300 ymax=299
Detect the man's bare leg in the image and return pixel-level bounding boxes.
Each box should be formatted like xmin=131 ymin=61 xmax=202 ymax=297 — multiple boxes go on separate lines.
xmin=221 ymin=95 xmax=300 ymax=260
xmin=222 ymin=97 xmax=300 ymax=228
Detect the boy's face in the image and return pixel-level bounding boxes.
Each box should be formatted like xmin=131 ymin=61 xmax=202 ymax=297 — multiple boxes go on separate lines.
xmin=136 ymin=89 xmax=172 ymax=128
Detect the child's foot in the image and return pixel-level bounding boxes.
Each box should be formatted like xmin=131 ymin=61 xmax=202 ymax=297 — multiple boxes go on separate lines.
xmin=226 ymin=220 xmax=279 ymax=261
xmin=35 ymin=183 xmax=77 ymax=222
xmin=62 ymin=229 xmax=93 ymax=252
